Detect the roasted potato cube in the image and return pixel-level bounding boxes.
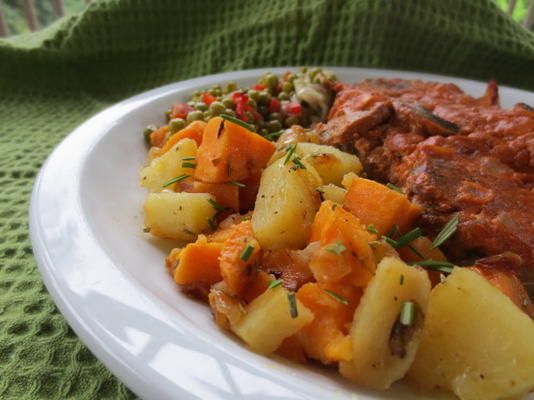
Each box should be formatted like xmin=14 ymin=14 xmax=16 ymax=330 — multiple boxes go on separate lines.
xmin=408 ymin=267 xmax=534 ymax=400
xmin=144 ymin=192 xmax=216 ymax=240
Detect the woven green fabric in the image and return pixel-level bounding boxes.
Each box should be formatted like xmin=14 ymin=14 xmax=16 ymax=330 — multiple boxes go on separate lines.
xmin=0 ymin=0 xmax=533 ymax=399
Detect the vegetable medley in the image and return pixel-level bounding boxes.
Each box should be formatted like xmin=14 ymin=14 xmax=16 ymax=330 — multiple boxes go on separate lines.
xmin=139 ymin=70 xmax=534 ymax=400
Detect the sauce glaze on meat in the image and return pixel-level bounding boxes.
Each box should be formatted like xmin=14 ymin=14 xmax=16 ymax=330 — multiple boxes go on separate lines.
xmin=316 ymin=79 xmax=534 ymax=282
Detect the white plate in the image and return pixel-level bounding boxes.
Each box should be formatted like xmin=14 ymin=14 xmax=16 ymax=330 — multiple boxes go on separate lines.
xmin=30 ymin=67 xmax=534 ymax=400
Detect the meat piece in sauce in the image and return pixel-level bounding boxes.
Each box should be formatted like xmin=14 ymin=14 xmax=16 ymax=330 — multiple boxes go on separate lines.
xmin=317 ymin=78 xmax=534 ymax=283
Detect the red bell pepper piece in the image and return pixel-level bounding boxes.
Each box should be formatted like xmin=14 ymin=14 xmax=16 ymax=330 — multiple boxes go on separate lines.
xmin=170 ymin=102 xmax=194 ymax=119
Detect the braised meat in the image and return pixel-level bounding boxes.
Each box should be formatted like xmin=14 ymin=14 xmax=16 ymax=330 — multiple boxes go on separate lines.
xmin=316 ymin=79 xmax=534 ymax=279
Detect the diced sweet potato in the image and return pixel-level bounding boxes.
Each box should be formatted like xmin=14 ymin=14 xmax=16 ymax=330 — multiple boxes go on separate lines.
xmin=149 ymin=125 xmax=170 ymax=147
xmin=219 ymin=221 xmax=261 ymax=296
xmin=159 ymin=120 xmax=206 ymax=154
xmin=343 ymin=177 xmax=422 ymax=235
xmin=195 ymin=117 xmax=276 ymax=183
xmin=174 ymin=235 xmax=223 ymax=286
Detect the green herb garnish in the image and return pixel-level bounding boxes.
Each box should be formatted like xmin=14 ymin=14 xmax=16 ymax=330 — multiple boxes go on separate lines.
xmin=291 ymin=156 xmax=306 ymax=169
xmin=283 ymin=144 xmax=297 ymax=165
xmin=383 ymin=236 xmax=398 ymax=247
xmin=400 ymin=274 xmax=405 ymax=285
xmin=323 ymin=289 xmax=349 ymax=305
xmin=182 ymin=157 xmax=196 ymax=161
xmin=240 ymin=245 xmax=254 ymax=262
xmin=220 ymin=113 xmax=256 ymax=132
xmin=288 ymin=292 xmax=298 ymax=318
xmin=182 ymin=162 xmax=197 ymax=168
xmin=394 ymin=227 xmax=422 ymax=248
xmin=400 ymin=301 xmax=415 ymax=326
xmin=207 ymin=217 xmax=217 ymax=230
xmin=431 ymin=213 xmax=459 ymax=249
xmin=366 ymin=224 xmax=380 ymax=235
xmin=326 ymin=240 xmax=346 ymax=255
xmin=161 ymin=174 xmax=190 ymax=187
xmin=407 ymin=243 xmax=425 ymax=259
xmin=229 ymin=181 xmax=246 ymax=188
xmin=386 ymin=183 xmax=405 ymax=194
xmin=208 ymin=198 xmax=228 ymax=213
xmin=268 ymin=279 xmax=283 ymax=289
xmin=387 ymin=224 xmax=400 ymax=238
xmin=410 ymin=259 xmax=454 ymax=275
xmin=264 ymin=130 xmax=284 ymax=139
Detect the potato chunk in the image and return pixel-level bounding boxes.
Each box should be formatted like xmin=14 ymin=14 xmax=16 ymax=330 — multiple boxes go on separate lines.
xmin=232 ymin=286 xmax=314 ymax=354
xmin=144 ymin=192 xmax=216 ymax=240
xmin=339 ymin=257 xmax=431 ymax=389
xmin=251 ymin=157 xmax=321 ymax=249
xmin=296 ymin=142 xmax=362 ymax=186
xmin=317 ymin=184 xmax=346 ymax=204
xmin=408 ymin=267 xmax=534 ymax=400
xmin=139 ymin=138 xmax=197 ymax=192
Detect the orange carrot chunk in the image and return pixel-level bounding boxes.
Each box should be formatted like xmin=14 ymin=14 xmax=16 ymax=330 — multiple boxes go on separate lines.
xmin=159 ymin=120 xmax=206 ymax=154
xmin=219 ymin=221 xmax=261 ymax=295
xmin=174 ymin=236 xmax=223 ymax=286
xmin=343 ymin=177 xmax=422 ymax=235
xmin=195 ymin=117 xmax=276 ymax=183
xmin=149 ymin=125 xmax=170 ymax=148
xmin=470 ymin=266 xmax=534 ymax=318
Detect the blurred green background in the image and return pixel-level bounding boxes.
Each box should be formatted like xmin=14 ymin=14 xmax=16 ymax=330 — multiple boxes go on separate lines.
xmin=1 ymin=0 xmax=532 ymax=36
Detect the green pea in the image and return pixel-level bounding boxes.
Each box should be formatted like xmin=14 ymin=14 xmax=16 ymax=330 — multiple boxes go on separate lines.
xmin=269 ymin=112 xmax=282 ymax=122
xmin=282 ymin=81 xmax=294 ymax=93
xmin=209 ymin=101 xmax=225 ymax=115
xmin=324 ymin=71 xmax=337 ymax=81
xmin=257 ymin=120 xmax=267 ymax=129
xmin=165 ymin=111 xmax=171 ymax=122
xmin=266 ymin=74 xmax=278 ymax=90
xmin=143 ymin=125 xmax=157 ymax=142
xmin=299 ymin=66 xmax=308 ymax=73
xmin=245 ymin=111 xmax=255 ymax=123
xmin=259 ymin=128 xmax=269 ymax=136
xmin=222 ymin=98 xmax=235 ymax=109
xmin=285 ymin=116 xmax=299 ymax=127
xmin=287 ymin=73 xmax=297 ymax=83
xmin=278 ymin=92 xmax=290 ymax=101
xmin=195 ymin=102 xmax=208 ymax=111
xmin=203 ymin=111 xmax=211 ymax=121
xmin=247 ymin=98 xmax=257 ymax=109
xmin=223 ymin=109 xmax=236 ymax=117
xmin=186 ymin=111 xmax=204 ymax=122
xmin=247 ymin=89 xmax=260 ymax=102
xmin=224 ymin=82 xmax=238 ymax=93
xmin=209 ymin=85 xmax=222 ymax=97
xmin=258 ymin=106 xmax=269 ymax=116
xmin=169 ymin=118 xmax=186 ymax=133
xmin=258 ymin=91 xmax=271 ymax=104
xmin=267 ymin=120 xmax=282 ymax=132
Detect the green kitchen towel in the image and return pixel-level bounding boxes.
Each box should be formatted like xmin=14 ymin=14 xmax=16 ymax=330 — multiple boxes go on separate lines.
xmin=0 ymin=0 xmax=532 ymax=399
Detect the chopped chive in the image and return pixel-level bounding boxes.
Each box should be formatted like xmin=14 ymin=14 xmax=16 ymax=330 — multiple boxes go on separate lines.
xmin=229 ymin=181 xmax=246 ymax=188
xmin=387 ymin=224 xmax=400 ymax=238
xmin=291 ymin=156 xmax=306 ymax=169
xmin=240 ymin=245 xmax=254 ymax=262
xmin=323 ymin=289 xmax=349 ymax=305
xmin=410 ymin=259 xmax=454 ymax=275
xmin=207 ymin=217 xmax=217 ymax=230
xmin=326 ymin=240 xmax=346 ymax=254
xmin=431 ymin=213 xmax=459 ymax=249
xmin=283 ymin=144 xmax=297 ymax=165
xmin=400 ymin=274 xmax=404 ymax=285
xmin=220 ymin=113 xmax=256 ymax=132
xmin=407 ymin=243 xmax=425 ymax=259
xmin=182 ymin=157 xmax=196 ymax=161
xmin=366 ymin=224 xmax=380 ymax=235
xmin=383 ymin=236 xmax=398 ymax=247
xmin=162 ymin=174 xmax=190 ymax=187
xmin=264 ymin=130 xmax=284 ymax=139
xmin=208 ymin=198 xmax=228 ymax=213
xmin=288 ymin=292 xmax=298 ymax=318
xmin=182 ymin=162 xmax=197 ymax=168
xmin=368 ymin=240 xmax=382 ymax=246
xmin=386 ymin=183 xmax=405 ymax=195
xmin=309 ymin=153 xmax=322 ymax=158
xmin=268 ymin=279 xmax=283 ymax=289
xmin=394 ymin=227 xmax=422 ymax=248
xmin=400 ymin=301 xmax=415 ymax=326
